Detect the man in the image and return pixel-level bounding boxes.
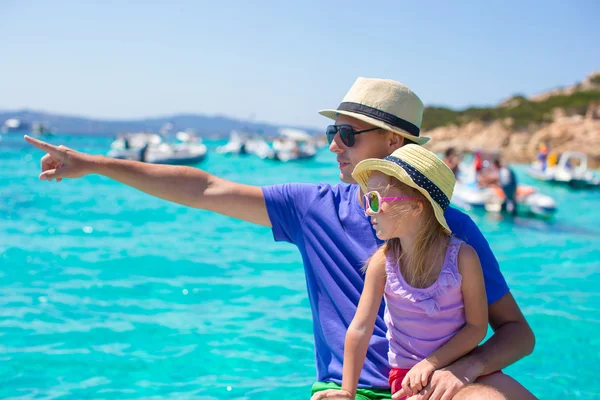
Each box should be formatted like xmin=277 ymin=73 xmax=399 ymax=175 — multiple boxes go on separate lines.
xmin=443 ymin=147 xmax=462 ymax=177
xmin=25 ymin=77 xmax=535 ymax=400
xmin=479 ymin=158 xmax=518 ymax=216
xmin=493 ymin=158 xmax=518 ymax=216
xmin=537 ymin=143 xmax=549 ymax=171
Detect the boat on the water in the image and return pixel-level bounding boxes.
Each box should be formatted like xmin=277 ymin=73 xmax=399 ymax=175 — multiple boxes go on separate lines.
xmin=271 ymin=128 xmax=317 ymax=162
xmin=216 ymin=131 xmax=248 ymax=155
xmin=216 ymin=128 xmax=318 ymax=162
xmin=452 ymin=160 xmax=558 ymax=219
xmin=1 ymin=118 xmax=30 ymax=134
xmin=452 ymin=181 xmax=557 ymax=219
xmin=108 ymin=132 xmax=207 ymax=165
xmin=526 ymin=151 xmax=600 ymax=189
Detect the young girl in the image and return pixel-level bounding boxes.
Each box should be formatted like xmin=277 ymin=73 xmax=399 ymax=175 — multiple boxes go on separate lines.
xmin=319 ymin=145 xmax=489 ymax=400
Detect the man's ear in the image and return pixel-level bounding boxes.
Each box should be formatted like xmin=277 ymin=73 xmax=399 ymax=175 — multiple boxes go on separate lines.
xmin=388 ymin=132 xmax=405 ymax=151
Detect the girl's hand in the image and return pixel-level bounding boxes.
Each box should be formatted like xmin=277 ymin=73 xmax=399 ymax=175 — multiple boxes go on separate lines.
xmin=310 ymin=389 xmax=355 ymax=400
xmin=399 ymin=359 xmax=436 ymax=397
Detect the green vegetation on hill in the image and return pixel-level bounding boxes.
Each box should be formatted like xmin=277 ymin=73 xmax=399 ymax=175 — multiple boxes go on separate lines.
xmin=422 ymin=90 xmax=600 ymax=131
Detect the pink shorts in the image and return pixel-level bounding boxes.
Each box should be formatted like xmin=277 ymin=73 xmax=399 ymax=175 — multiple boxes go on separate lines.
xmin=389 ymin=367 xmax=503 ymax=398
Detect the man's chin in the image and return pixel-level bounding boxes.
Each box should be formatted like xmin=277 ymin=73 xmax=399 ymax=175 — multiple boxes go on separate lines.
xmin=339 ymin=165 xmax=357 ymax=184
xmin=339 ymin=172 xmax=357 ymax=184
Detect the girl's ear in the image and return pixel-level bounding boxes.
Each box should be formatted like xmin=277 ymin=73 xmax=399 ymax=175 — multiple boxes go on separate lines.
xmin=412 ymin=200 xmax=424 ymax=217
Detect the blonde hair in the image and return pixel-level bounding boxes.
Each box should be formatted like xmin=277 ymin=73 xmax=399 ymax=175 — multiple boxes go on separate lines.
xmin=363 ymin=176 xmax=449 ymax=288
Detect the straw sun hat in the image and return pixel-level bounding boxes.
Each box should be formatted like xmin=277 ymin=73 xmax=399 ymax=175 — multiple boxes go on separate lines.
xmin=319 ymin=77 xmax=429 ymax=145
xmin=352 ymin=144 xmax=456 ymax=233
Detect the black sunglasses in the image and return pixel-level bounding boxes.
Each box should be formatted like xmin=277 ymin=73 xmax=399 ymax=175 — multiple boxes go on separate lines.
xmin=325 ymin=124 xmax=381 ymax=147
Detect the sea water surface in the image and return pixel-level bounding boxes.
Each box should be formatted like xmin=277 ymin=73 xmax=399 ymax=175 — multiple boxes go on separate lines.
xmin=1 ymin=134 xmax=599 ymax=399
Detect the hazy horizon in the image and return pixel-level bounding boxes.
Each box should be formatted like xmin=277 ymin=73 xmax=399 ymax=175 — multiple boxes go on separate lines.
xmin=2 ymin=0 xmax=598 ymax=128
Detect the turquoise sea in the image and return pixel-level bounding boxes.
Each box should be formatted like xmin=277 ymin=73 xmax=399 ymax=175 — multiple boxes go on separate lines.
xmin=1 ymin=134 xmax=599 ymax=399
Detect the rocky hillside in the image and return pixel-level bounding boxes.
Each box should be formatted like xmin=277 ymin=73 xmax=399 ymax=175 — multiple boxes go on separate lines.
xmin=422 ymin=72 xmax=600 ymax=168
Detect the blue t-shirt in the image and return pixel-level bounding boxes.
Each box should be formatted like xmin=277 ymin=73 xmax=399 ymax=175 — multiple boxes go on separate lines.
xmin=262 ymin=183 xmax=509 ymax=389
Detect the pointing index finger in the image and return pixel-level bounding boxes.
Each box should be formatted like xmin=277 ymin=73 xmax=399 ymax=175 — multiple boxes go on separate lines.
xmin=24 ymin=135 xmax=61 ymax=155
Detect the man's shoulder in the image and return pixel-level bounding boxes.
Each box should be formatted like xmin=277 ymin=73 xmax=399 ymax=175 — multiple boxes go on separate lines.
xmin=328 ymin=182 xmax=358 ymax=194
xmin=445 ymin=206 xmax=484 ymax=238
xmin=279 ymin=181 xmax=356 ymax=197
xmin=262 ymin=182 xmax=357 ymax=207
xmin=445 ymin=206 xmax=471 ymax=229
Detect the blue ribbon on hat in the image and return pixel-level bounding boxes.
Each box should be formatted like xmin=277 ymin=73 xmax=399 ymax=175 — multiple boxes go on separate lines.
xmin=384 ymin=155 xmax=450 ymax=211
xmin=337 ymin=102 xmax=420 ymax=137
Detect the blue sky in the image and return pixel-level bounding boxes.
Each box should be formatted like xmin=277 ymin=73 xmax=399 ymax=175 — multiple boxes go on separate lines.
xmin=1 ymin=0 xmax=598 ymax=128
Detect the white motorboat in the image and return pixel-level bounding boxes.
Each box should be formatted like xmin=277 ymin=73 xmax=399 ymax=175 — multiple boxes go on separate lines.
xmin=1 ymin=118 xmax=29 ymax=134
xmin=526 ymin=151 xmax=600 ymax=189
xmin=271 ymin=128 xmax=317 ymax=162
xmin=108 ymin=133 xmax=161 ymax=160
xmin=110 ymin=132 xmax=162 ymax=150
xmin=452 ymin=182 xmax=557 ymax=219
xmin=216 ymin=131 xmax=248 ymax=155
xmin=140 ymin=142 xmax=208 ymax=165
xmin=245 ymin=136 xmax=275 ymax=159
xmin=272 ymin=143 xmax=317 ymax=162
xmin=108 ymin=132 xmax=207 ymax=165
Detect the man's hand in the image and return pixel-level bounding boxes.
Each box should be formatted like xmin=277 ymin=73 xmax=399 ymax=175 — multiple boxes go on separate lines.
xmin=24 ymin=135 xmax=95 ymax=182
xmin=311 ymin=389 xmax=355 ymax=400
xmin=392 ymin=358 xmax=482 ymax=400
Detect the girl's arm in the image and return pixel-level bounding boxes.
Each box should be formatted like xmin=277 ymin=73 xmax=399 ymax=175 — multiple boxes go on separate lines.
xmin=427 ymin=244 xmax=488 ymax=368
xmin=400 ymin=244 xmax=489 ymax=397
xmin=340 ymin=249 xmax=387 ymax=397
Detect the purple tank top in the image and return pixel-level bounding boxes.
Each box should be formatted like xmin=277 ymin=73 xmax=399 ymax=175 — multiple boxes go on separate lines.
xmin=384 ymin=236 xmax=465 ymax=369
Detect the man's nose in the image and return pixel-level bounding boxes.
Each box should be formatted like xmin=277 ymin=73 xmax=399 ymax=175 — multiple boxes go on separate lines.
xmin=329 ymin=133 xmax=345 ymax=154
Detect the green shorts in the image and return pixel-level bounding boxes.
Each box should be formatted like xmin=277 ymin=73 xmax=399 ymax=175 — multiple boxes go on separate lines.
xmin=311 ymin=382 xmax=392 ymax=400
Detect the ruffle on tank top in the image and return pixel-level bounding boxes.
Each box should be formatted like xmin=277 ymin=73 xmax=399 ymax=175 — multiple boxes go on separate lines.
xmin=385 ymin=236 xmax=463 ymax=316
